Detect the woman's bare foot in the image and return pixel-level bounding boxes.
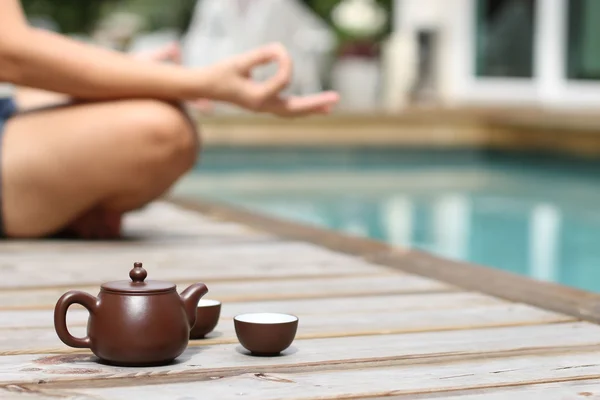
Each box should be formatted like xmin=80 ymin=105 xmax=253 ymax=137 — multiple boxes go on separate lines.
xmin=56 ymin=208 xmax=122 ymax=240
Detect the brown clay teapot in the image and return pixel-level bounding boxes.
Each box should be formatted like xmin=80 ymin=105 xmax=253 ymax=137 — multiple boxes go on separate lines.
xmin=53 ymin=262 xmax=208 ymax=367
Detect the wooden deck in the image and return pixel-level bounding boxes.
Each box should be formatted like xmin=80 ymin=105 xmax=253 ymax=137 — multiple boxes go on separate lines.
xmin=2 ymin=199 xmax=600 ymax=399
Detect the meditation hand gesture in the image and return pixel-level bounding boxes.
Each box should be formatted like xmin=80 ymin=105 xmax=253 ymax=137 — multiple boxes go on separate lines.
xmin=202 ymin=43 xmax=340 ymax=117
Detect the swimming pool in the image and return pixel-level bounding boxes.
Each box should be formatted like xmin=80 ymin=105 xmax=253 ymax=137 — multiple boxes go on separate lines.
xmin=173 ymin=148 xmax=600 ymax=293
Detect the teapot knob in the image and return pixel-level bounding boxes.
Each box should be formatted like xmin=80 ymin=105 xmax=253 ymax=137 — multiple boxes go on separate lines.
xmin=129 ymin=262 xmax=147 ymax=283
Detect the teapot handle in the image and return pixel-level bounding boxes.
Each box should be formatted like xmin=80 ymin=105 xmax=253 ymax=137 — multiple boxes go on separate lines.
xmin=53 ymin=290 xmax=98 ymax=349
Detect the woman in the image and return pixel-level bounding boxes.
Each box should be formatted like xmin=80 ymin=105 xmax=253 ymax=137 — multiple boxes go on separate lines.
xmin=0 ymin=1 xmax=339 ymax=240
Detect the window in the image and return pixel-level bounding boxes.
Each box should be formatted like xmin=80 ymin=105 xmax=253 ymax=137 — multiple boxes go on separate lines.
xmin=566 ymin=0 xmax=600 ymax=80
xmin=474 ymin=0 xmax=536 ymax=78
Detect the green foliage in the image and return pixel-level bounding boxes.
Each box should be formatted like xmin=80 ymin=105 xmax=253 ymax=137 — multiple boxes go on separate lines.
xmin=20 ymin=0 xmax=120 ymax=33
xmin=20 ymin=0 xmax=392 ymax=42
xmin=302 ymin=0 xmax=393 ymax=43
xmin=106 ymin=0 xmax=197 ymax=33
xmin=19 ymin=0 xmax=195 ymax=34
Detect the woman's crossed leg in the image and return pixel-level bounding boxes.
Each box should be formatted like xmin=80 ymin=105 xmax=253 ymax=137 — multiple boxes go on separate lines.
xmin=2 ymin=98 xmax=199 ymax=239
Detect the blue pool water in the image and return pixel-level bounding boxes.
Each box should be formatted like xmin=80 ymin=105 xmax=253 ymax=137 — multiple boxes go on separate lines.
xmin=173 ymin=148 xmax=600 ymax=293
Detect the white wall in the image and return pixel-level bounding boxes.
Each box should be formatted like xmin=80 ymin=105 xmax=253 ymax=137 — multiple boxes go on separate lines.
xmin=384 ymin=0 xmax=448 ymax=108
xmin=397 ymin=0 xmax=444 ymax=31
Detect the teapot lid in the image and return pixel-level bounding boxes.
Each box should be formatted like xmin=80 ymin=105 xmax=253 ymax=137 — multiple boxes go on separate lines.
xmin=101 ymin=262 xmax=175 ymax=294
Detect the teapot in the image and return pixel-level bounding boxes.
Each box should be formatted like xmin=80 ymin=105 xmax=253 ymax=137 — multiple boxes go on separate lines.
xmin=53 ymin=262 xmax=208 ymax=367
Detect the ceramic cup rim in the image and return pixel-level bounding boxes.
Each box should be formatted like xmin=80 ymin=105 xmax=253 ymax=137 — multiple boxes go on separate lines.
xmin=197 ymin=299 xmax=221 ymax=308
xmin=234 ymin=312 xmax=298 ymax=325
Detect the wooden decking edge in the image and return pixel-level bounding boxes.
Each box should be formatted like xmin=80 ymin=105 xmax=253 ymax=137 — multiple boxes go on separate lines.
xmin=168 ymin=196 xmax=600 ymax=324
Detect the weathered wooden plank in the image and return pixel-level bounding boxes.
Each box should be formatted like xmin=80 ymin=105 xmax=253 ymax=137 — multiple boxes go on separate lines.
xmin=0 ymin=292 xmax=504 ymax=329
xmin=0 ymin=275 xmax=449 ymax=310
xmin=417 ymin=379 xmax=600 ymax=399
xmin=35 ymin=353 xmax=600 ymax=400
xmin=0 ymin=322 xmax=598 ymax=386
xmin=10 ymin=372 xmax=600 ymax=400
xmin=0 ymin=199 xmax=595 ymax=398
xmin=0 ymin=241 xmax=379 ymax=269
xmin=0 ymin=387 xmax=60 ymax=400
xmin=0 ymin=304 xmax=571 ymax=355
xmin=0 ymin=241 xmax=392 ymax=289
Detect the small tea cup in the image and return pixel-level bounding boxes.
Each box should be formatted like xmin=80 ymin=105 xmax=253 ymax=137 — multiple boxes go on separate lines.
xmin=190 ymin=299 xmax=221 ymax=339
xmin=234 ymin=312 xmax=298 ymax=356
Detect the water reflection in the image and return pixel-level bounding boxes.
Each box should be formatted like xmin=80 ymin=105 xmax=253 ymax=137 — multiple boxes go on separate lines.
xmin=381 ymin=196 xmax=413 ymax=247
xmin=529 ymin=204 xmax=560 ymax=283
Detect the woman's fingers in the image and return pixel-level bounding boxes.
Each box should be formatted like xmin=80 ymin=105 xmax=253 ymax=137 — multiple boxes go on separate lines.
xmin=236 ymin=43 xmax=293 ymax=106
xmin=216 ymin=43 xmax=338 ymax=116
xmin=266 ymin=91 xmax=340 ymax=117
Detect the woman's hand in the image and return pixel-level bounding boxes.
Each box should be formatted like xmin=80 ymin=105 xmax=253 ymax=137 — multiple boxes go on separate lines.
xmin=202 ymin=43 xmax=339 ymax=117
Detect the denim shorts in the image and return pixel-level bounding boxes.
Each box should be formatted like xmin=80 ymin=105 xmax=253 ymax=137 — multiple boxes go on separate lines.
xmin=0 ymin=97 xmax=17 ymax=237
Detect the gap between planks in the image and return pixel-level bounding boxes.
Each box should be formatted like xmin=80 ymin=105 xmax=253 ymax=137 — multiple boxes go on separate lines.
xmin=380 ymin=378 xmax=600 ymax=400
xmin=0 ymin=272 xmax=393 ymax=293
xmin=304 ymin=375 xmax=600 ymax=400
xmin=0 ymin=292 xmax=505 ymax=329
xmin=0 ymin=274 xmax=455 ymax=311
xmin=0 ymin=288 xmax=458 ymax=312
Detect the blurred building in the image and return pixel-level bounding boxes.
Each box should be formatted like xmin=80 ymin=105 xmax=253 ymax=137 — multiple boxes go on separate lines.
xmin=388 ymin=0 xmax=600 ymax=111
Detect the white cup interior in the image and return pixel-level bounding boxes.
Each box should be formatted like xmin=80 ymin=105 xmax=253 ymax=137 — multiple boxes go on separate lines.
xmin=234 ymin=313 xmax=298 ymax=324
xmin=197 ymin=299 xmax=221 ymax=307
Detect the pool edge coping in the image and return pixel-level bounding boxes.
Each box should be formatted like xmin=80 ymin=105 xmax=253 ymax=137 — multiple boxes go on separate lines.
xmin=168 ymin=195 xmax=600 ymax=325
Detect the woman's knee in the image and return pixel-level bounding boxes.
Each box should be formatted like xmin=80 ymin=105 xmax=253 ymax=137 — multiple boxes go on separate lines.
xmin=126 ymin=100 xmax=200 ymax=171
xmin=99 ymin=100 xmax=202 ymax=212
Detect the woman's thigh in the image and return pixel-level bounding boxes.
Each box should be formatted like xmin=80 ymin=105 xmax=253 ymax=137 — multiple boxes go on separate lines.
xmin=1 ymin=98 xmax=198 ymax=238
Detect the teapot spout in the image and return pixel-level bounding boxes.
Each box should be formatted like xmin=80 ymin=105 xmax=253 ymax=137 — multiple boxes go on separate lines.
xmin=180 ymin=283 xmax=209 ymax=329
